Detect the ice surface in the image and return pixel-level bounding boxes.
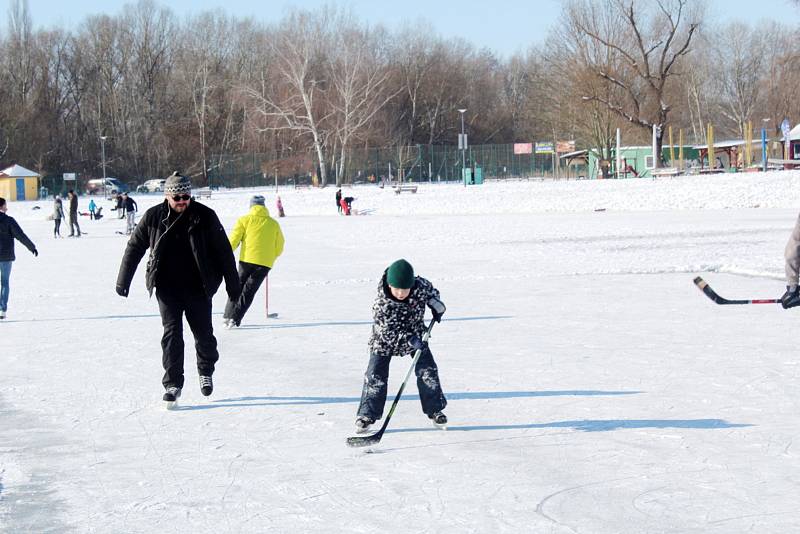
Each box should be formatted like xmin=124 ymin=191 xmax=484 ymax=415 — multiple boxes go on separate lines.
xmin=2 ymin=173 xmax=800 ymax=532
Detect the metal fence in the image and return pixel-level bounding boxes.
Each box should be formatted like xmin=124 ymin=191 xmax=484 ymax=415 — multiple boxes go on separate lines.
xmin=209 ymin=143 xmax=565 ymax=188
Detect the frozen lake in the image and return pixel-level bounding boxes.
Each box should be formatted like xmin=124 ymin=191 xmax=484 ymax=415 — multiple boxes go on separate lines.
xmin=2 ymin=175 xmax=800 ymax=532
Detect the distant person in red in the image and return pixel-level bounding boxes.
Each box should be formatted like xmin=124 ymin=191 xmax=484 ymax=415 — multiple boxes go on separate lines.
xmin=340 ymin=196 xmax=354 ymax=216
xmin=276 ymin=196 xmax=285 ymax=217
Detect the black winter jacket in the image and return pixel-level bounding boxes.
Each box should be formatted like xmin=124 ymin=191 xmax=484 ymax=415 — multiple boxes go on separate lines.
xmin=0 ymin=212 xmax=36 ymax=262
xmin=368 ymin=273 xmax=441 ymax=357
xmin=115 ymin=200 xmax=240 ymax=299
xmin=123 ymin=197 xmax=137 ymax=212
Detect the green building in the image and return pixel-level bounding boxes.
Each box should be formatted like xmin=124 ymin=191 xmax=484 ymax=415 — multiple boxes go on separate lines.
xmin=587 ymin=145 xmax=700 ymax=178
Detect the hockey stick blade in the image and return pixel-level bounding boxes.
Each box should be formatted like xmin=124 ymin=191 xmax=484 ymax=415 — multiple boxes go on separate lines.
xmin=693 ymin=276 xmax=780 ymax=305
xmin=346 ymin=428 xmax=385 ymax=448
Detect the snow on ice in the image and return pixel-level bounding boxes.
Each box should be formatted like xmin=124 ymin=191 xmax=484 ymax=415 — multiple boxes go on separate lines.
xmin=2 ymin=172 xmax=800 ymax=532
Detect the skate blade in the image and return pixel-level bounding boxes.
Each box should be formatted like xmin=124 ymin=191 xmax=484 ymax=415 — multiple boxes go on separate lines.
xmin=267 ymin=313 xmax=279 ymax=319
xmin=354 ymin=425 xmax=372 ymax=434
xmin=431 ymin=421 xmax=447 ymax=430
xmin=165 ymin=400 xmax=179 ymax=410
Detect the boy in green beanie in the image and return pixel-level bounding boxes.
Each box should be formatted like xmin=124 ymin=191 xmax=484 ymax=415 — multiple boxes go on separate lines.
xmin=355 ymin=259 xmax=448 ymax=432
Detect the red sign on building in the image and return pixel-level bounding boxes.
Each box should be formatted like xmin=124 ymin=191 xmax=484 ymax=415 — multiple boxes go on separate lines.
xmin=513 ymin=143 xmax=533 ymax=154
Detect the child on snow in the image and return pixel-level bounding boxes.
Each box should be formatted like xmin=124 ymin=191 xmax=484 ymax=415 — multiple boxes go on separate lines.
xmin=355 ymin=259 xmax=448 ymax=432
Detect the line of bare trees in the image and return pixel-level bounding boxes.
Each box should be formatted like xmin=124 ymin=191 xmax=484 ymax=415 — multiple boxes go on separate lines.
xmin=0 ymin=0 xmax=798 ymax=186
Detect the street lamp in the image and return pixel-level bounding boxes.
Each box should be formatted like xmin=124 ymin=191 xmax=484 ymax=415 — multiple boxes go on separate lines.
xmin=458 ymin=108 xmax=467 ymax=186
xmin=100 ymin=136 xmax=108 ymax=179
xmin=762 ymin=118 xmax=771 ymax=172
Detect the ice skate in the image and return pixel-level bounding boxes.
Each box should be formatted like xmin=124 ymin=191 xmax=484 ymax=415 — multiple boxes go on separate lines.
xmin=163 ymin=386 xmax=181 ymax=410
xmin=199 ymin=375 xmax=213 ymax=396
xmin=428 ymin=411 xmax=447 ymax=429
xmin=355 ymin=416 xmax=375 ymax=434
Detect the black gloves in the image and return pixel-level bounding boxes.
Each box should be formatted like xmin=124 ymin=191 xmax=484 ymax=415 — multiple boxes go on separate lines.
xmin=116 ymin=285 xmax=129 ymax=297
xmin=427 ymin=297 xmax=446 ymax=322
xmin=408 ymin=335 xmax=426 ymax=351
xmin=782 ymin=285 xmax=800 ymax=309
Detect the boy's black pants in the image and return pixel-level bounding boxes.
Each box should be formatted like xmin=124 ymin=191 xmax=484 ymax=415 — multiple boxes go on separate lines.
xmin=156 ymin=288 xmax=219 ymax=389
xmin=223 ymin=261 xmax=270 ymax=324
xmin=357 ymin=348 xmax=447 ymax=420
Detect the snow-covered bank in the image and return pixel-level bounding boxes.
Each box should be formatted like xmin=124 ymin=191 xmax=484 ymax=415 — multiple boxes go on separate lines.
xmin=9 ymin=169 xmax=800 ymax=222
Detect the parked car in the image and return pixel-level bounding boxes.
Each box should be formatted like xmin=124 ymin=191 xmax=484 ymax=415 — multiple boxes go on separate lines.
xmin=137 ymin=179 xmax=166 ymax=193
xmin=86 ymin=178 xmax=129 ymax=197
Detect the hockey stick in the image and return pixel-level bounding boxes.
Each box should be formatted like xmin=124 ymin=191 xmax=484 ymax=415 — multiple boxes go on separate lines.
xmin=693 ymin=276 xmax=781 ymax=305
xmin=265 ymin=274 xmax=278 ymax=319
xmin=346 ymin=318 xmax=437 ymax=448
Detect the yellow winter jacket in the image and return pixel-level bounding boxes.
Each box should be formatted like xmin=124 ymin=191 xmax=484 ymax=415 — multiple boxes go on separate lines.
xmin=229 ymin=205 xmax=285 ymax=268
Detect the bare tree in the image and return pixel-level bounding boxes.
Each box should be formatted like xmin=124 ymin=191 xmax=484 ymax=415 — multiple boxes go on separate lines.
xmin=565 ymin=0 xmax=702 ymax=159
xmin=176 ymin=11 xmax=236 ymax=182
xmin=328 ymin=21 xmax=400 ymax=185
xmin=708 ymin=22 xmax=767 ymax=137
xmin=243 ymin=9 xmax=334 ymax=186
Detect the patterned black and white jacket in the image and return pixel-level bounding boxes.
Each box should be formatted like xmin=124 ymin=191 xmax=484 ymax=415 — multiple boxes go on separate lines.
xmin=368 ymin=272 xmax=441 ymax=357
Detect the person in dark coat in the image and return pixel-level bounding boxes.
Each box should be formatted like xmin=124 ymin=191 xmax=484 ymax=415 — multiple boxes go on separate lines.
xmin=354 ymin=259 xmax=448 ymax=433
xmin=122 ymin=192 xmax=138 ymax=235
xmin=67 ymin=189 xmax=81 ymax=237
xmin=115 ymin=172 xmax=241 ymax=405
xmin=114 ymin=194 xmax=124 ymax=218
xmin=0 ymin=197 xmax=38 ymax=319
xmin=335 ymin=188 xmax=342 ymax=214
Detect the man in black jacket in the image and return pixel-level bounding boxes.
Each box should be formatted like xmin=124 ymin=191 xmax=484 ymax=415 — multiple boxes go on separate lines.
xmin=67 ymin=189 xmax=81 ymax=237
xmin=0 ymin=197 xmax=38 ymax=319
xmin=115 ymin=172 xmax=240 ymax=406
xmin=122 ymin=192 xmax=138 ymax=235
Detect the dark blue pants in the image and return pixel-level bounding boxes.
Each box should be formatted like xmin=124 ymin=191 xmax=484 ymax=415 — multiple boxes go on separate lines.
xmin=357 ymin=348 xmax=447 ymax=420
xmin=156 ymin=288 xmax=219 ymax=389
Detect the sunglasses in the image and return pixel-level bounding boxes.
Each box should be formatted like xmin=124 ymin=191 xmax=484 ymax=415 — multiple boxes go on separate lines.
xmin=171 ymin=194 xmax=191 ymax=202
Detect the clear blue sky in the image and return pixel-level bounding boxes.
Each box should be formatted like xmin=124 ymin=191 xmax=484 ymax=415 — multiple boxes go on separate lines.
xmin=23 ymin=0 xmax=800 ymax=57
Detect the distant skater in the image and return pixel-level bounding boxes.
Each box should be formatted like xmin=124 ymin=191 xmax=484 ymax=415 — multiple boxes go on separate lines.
xmin=122 ymin=193 xmax=138 ymax=235
xmin=53 ymin=195 xmax=64 ymax=237
xmin=0 ymin=197 xmax=38 ymax=320
xmin=67 ymin=190 xmax=81 ymax=237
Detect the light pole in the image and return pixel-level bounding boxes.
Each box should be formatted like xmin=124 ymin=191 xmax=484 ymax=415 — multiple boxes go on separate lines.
xmin=458 ymin=108 xmax=467 ymax=186
xmin=100 ymin=136 xmax=108 ymax=179
xmin=762 ymin=118 xmax=770 ymax=173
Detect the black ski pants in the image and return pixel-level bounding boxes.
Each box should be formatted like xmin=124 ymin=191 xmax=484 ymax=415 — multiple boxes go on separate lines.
xmin=357 ymin=348 xmax=447 ymax=420
xmin=68 ymin=213 xmax=81 ymax=236
xmin=156 ymin=288 xmax=219 ymax=389
xmin=223 ymin=261 xmax=270 ymax=325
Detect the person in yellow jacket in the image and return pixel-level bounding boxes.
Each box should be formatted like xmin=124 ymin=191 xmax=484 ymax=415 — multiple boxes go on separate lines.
xmin=223 ymin=195 xmax=285 ymax=328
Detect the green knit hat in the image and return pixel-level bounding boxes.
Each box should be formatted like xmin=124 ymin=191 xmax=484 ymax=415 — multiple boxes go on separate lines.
xmin=386 ymin=259 xmax=414 ymax=289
